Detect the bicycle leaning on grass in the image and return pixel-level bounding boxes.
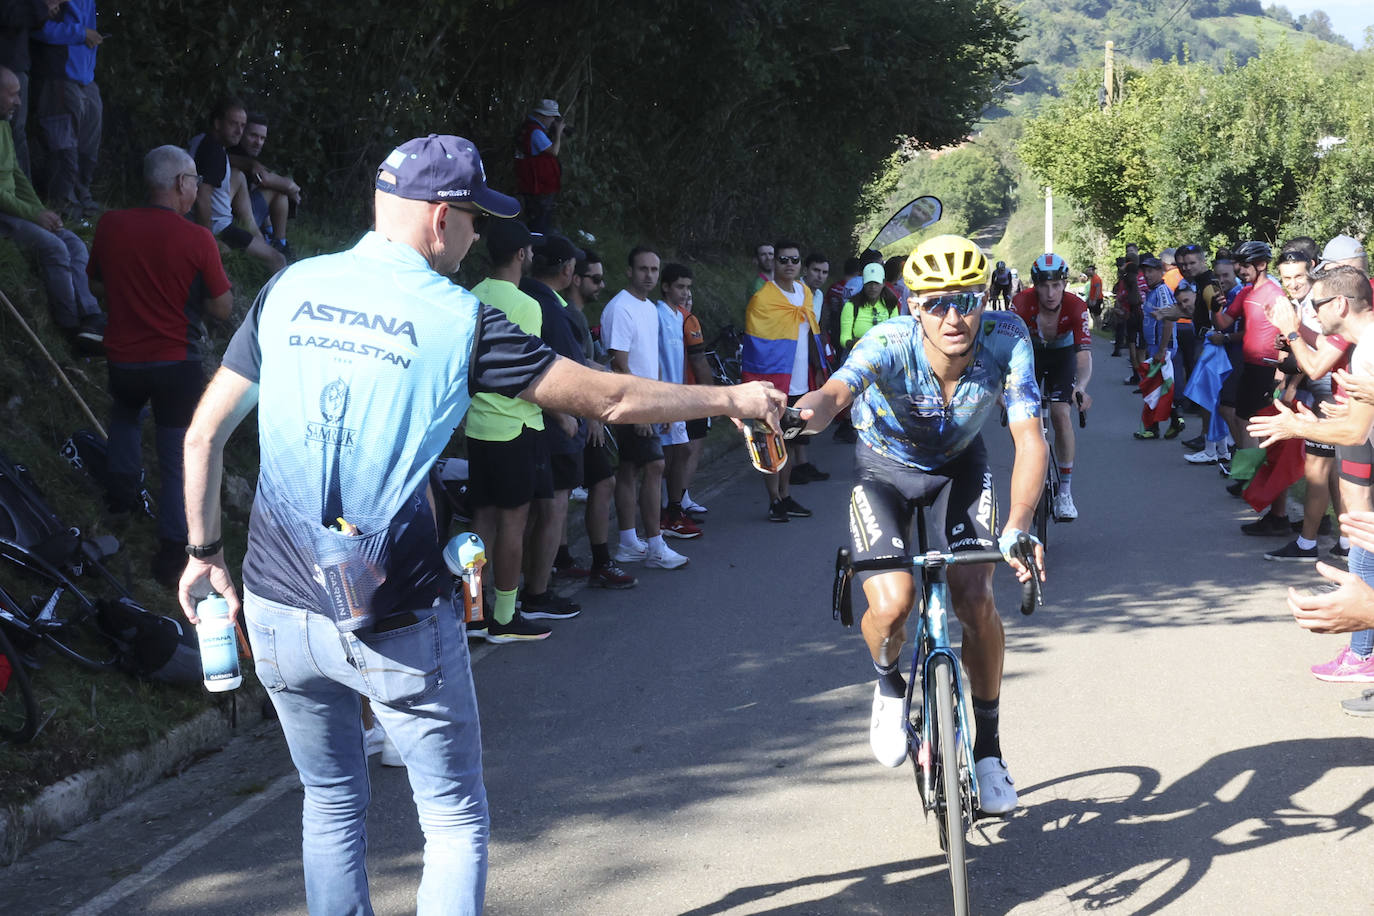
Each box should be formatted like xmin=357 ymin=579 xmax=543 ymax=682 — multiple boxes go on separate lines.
xmin=832 ymin=509 xmax=1042 ymax=916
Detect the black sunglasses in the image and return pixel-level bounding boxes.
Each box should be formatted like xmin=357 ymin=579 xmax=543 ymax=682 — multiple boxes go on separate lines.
xmin=1311 ymin=295 xmax=1341 ymax=309
xmin=439 ymin=203 xmax=489 ymax=233
xmin=775 ymin=255 xmax=801 ymax=265
xmin=1276 ymin=250 xmax=1311 ymax=265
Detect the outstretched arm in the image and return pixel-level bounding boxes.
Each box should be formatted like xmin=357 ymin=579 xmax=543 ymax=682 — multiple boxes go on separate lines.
xmin=520 ymin=355 xmax=786 ymax=431
xmin=793 ymin=376 xmax=855 ymax=433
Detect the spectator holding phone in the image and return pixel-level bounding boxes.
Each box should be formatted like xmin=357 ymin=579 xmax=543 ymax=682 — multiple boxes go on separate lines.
xmin=513 ymin=98 xmax=566 ymax=233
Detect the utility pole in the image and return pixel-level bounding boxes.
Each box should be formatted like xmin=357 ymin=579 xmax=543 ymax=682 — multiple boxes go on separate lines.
xmin=1104 ymin=41 xmax=1115 ymax=109
xmin=1044 ymin=185 xmax=1053 ymax=254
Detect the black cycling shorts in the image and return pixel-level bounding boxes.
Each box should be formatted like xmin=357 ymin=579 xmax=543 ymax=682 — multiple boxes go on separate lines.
xmin=611 ymin=424 xmax=664 ymax=466
xmin=1034 ymin=346 xmax=1077 ymax=403
xmin=468 ymin=427 xmax=553 ymax=509
xmin=848 ymin=436 xmax=998 ymax=581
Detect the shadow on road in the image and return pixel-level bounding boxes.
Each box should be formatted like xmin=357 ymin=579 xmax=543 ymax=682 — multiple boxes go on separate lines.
xmin=660 ymin=737 xmax=1374 ymax=914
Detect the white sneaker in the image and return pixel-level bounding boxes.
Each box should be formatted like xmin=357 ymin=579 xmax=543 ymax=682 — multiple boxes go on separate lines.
xmin=569 ymin=486 xmax=588 ymax=502
xmin=1052 ymin=491 xmax=1077 ymax=520
xmin=869 ymin=684 xmax=909 ymax=767
xmin=975 ymin=756 xmax=1018 ymax=814
xmin=682 ymin=494 xmax=709 ymax=514
xmin=614 ymin=538 xmax=648 ymax=564
xmin=364 ymin=724 xmax=386 ymax=757
xmin=1184 ymin=449 xmax=1217 ymax=464
xmin=645 ymin=540 xmax=688 ymax=569
xmin=380 ymin=733 xmax=404 ymax=768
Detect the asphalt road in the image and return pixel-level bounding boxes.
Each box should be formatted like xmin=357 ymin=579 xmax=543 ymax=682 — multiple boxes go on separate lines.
xmin=5 ymin=334 xmax=1374 ymax=914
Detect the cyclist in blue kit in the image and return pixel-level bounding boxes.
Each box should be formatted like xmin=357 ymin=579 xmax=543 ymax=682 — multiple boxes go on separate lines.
xmin=174 ymin=134 xmax=787 ymax=916
xmin=794 ymin=234 xmax=1048 ymax=815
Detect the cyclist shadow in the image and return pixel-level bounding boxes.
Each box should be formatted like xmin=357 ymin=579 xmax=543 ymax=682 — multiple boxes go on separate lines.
xmin=973 ymin=736 xmax=1374 ymax=913
xmin=679 ymin=737 xmax=1374 ymax=915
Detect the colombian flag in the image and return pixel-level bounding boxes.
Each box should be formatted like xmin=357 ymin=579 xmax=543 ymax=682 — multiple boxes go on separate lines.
xmin=741 ymin=281 xmax=819 ymax=392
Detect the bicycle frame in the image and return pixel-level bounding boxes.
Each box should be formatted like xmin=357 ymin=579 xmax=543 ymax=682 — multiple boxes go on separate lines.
xmin=906 ymin=553 xmax=980 ymax=815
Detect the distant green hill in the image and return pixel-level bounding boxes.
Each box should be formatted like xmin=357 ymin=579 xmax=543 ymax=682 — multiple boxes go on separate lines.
xmin=1001 ymin=0 xmax=1351 ymax=113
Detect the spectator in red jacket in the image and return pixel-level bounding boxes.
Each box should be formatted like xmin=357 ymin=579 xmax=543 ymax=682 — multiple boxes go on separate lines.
xmin=513 ymin=98 xmax=566 ymax=233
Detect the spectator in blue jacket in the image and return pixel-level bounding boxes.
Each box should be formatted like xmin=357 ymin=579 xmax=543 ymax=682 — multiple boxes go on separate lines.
xmin=0 ymin=0 xmax=60 ymax=177
xmin=30 ymin=0 xmax=101 ymax=220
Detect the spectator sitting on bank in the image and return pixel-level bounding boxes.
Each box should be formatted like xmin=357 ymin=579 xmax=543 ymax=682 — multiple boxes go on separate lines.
xmin=0 ymin=64 xmax=102 ymax=351
xmin=188 ymin=97 xmax=285 ymax=273
xmin=228 ymin=111 xmax=299 ymax=259
xmin=512 ymin=98 xmax=565 ymax=233
xmin=88 ymin=144 xmax=232 ymax=585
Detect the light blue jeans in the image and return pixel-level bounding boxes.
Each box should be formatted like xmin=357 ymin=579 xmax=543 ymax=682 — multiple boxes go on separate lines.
xmin=244 ymin=590 xmax=488 ymax=915
xmin=1347 ymin=548 xmax=1374 ymax=658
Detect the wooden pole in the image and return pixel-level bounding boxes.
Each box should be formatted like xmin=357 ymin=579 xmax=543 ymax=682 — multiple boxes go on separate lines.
xmin=0 ymin=288 xmax=107 ymax=438
xmin=1105 ymin=41 xmax=1115 ymax=108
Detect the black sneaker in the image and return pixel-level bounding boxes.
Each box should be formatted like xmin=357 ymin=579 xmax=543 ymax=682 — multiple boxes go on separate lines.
xmin=1124 ymin=373 xmax=1140 ymax=385
xmin=1181 ymin=435 xmax=1205 ymax=450
xmin=768 ymin=500 xmax=791 ymax=523
xmin=519 ymin=591 xmax=582 ymax=620
xmin=790 ymin=463 xmax=814 ymax=485
xmin=1226 ymin=480 xmax=1245 ymax=497
xmin=1163 ymin=418 xmax=1185 ymax=440
xmin=798 ymin=462 xmax=829 ymax=482
xmin=1331 ymin=544 xmax=1350 ymax=563
xmin=1241 ymin=513 xmax=1290 ymax=537
xmin=466 ymin=617 xmax=489 ymax=639
xmin=483 ymin=611 xmax=551 ymax=643
xmin=1264 ymin=539 xmax=1318 ymax=562
xmin=780 ymin=495 xmax=812 ymax=517
xmin=1217 ymin=458 xmax=1232 ymax=478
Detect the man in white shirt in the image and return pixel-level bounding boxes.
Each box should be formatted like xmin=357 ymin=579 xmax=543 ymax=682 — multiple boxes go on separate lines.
xmin=600 ymin=246 xmax=688 ymax=569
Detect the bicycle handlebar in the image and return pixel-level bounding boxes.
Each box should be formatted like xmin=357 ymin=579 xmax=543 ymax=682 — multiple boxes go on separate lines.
xmin=833 ymin=534 xmax=1043 ymax=627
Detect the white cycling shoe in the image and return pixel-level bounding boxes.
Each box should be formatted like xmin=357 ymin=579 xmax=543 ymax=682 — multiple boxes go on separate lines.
xmin=870 ymin=684 xmax=910 ymax=768
xmin=1053 ymin=491 xmax=1078 ymax=521
xmin=975 ymin=756 xmax=1018 ymax=814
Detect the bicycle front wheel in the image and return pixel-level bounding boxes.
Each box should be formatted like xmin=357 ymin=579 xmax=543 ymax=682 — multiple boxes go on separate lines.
xmin=0 ymin=625 xmax=40 ymax=743
xmin=932 ymin=656 xmax=971 ymax=916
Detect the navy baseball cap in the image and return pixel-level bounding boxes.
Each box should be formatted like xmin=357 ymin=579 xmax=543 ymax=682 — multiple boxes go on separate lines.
xmin=532 ymin=233 xmax=584 ymax=265
xmin=375 ymin=134 xmax=520 ymax=217
xmin=1138 ymin=255 xmax=1164 ymax=269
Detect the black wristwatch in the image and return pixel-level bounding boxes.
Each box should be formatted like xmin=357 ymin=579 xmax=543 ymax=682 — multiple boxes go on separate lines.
xmin=185 ymin=539 xmax=224 ymax=559
xmin=1287 ymin=331 xmax=1300 ymax=342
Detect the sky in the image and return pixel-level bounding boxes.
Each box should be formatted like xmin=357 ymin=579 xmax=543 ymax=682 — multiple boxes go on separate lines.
xmin=1279 ymin=0 xmax=1373 ymax=46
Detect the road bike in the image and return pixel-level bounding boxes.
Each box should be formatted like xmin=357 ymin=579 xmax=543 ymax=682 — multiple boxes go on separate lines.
xmin=704 ymin=323 xmax=742 ymax=386
xmin=0 ymin=538 xmax=123 ymax=672
xmin=1030 ymin=391 xmax=1086 ymax=546
xmin=832 ymin=511 xmax=1041 ymax=916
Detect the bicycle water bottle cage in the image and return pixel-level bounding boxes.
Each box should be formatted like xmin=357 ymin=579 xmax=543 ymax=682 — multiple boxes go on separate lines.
xmin=833 ymin=547 xmax=854 ymax=626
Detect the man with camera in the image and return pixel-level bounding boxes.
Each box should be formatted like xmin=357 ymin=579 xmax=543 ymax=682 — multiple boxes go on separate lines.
xmin=513 ymin=98 xmax=568 ymax=232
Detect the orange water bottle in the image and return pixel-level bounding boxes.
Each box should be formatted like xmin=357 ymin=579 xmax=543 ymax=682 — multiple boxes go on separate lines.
xmin=443 ymin=533 xmax=487 ymax=623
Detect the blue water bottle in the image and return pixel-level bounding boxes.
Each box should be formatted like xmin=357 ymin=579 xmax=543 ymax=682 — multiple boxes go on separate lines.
xmin=196 ymin=593 xmax=242 ymax=692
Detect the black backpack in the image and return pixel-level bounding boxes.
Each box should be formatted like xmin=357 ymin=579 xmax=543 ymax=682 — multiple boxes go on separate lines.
xmin=96 ymin=597 xmax=203 ymax=685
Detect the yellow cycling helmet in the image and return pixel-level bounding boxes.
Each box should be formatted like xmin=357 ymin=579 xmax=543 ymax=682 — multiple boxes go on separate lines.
xmin=902 ymin=234 xmax=990 ymax=293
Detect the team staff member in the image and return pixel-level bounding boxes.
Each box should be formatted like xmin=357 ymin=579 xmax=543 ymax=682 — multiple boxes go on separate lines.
xmin=1011 ymin=253 xmax=1092 ymax=518
xmin=796 ymin=234 xmax=1047 ymax=815
xmin=176 ymin=134 xmax=786 ymax=915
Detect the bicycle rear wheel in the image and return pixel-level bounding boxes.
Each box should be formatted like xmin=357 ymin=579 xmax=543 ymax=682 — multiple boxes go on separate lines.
xmin=43 ymin=604 xmax=122 ymax=672
xmin=932 ymin=656 xmax=971 ymax=916
xmin=0 ymin=624 xmax=39 ymax=743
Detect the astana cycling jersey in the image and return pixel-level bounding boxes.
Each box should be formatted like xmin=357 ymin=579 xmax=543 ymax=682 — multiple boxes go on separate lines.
xmin=222 ymin=231 xmax=554 ymax=623
xmin=833 ymin=311 xmax=1040 ymax=471
xmin=1009 ymin=289 xmax=1092 ymax=351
